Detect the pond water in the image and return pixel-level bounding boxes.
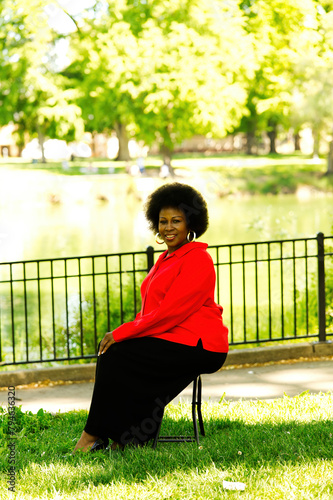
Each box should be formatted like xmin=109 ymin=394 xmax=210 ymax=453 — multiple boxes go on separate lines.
xmin=0 ymin=168 xmax=332 ymax=263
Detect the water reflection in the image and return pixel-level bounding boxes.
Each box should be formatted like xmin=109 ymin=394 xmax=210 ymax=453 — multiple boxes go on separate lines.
xmin=0 ymin=168 xmax=332 ymax=262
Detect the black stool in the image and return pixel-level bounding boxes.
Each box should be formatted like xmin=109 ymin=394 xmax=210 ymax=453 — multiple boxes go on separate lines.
xmin=152 ymin=375 xmax=205 ymax=449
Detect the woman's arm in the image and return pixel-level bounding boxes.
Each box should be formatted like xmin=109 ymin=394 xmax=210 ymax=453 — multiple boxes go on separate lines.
xmin=112 ymin=251 xmax=215 ymax=342
xmin=98 ymin=310 xmax=142 ymax=355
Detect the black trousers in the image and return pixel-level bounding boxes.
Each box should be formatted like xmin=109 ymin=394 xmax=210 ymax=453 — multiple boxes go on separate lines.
xmin=84 ymin=337 xmax=227 ymax=446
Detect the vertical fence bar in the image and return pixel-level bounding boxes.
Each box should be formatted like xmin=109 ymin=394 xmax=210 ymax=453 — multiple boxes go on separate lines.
xmin=78 ymin=258 xmax=84 ymax=356
xmin=37 ymin=261 xmax=43 ymax=360
xmin=0 ymin=280 xmax=2 ymax=362
xmin=64 ymin=259 xmax=70 ymax=359
xmin=280 ymin=242 xmax=284 ymax=339
xmin=0 ymin=287 xmax=2 ymax=363
xmin=305 ymin=241 xmax=309 ymax=335
xmin=23 ymin=263 xmax=29 ymax=362
xmin=146 ymin=246 xmax=154 ymax=272
xmin=317 ymin=232 xmax=326 ymax=342
xmin=132 ymin=253 xmax=137 ymax=315
xmin=229 ymin=246 xmax=234 ymax=343
xmin=242 ymin=245 xmax=246 ymax=342
xmin=51 ymin=260 xmax=56 ymax=359
xmin=119 ymin=255 xmax=124 ymax=324
xmin=255 ymin=244 xmax=259 ymax=342
xmin=105 ymin=256 xmax=110 ymax=332
xmin=10 ymin=264 xmax=15 ymax=364
xmin=215 ymin=247 xmax=220 ymax=304
xmin=267 ymin=243 xmax=272 ymax=340
xmin=92 ymin=257 xmax=98 ymax=352
xmin=293 ymin=240 xmax=297 ymax=337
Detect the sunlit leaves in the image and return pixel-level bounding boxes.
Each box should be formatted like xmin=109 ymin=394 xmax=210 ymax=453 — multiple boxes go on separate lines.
xmin=64 ymin=0 xmax=252 ymax=156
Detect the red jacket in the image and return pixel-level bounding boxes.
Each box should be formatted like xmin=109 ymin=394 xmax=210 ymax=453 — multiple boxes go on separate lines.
xmin=112 ymin=242 xmax=229 ymax=353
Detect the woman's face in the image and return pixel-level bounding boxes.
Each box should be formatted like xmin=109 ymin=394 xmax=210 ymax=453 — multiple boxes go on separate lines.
xmin=158 ymin=207 xmax=189 ymax=253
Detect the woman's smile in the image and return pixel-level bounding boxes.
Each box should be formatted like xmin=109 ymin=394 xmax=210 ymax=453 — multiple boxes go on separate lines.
xmin=158 ymin=207 xmax=189 ymax=253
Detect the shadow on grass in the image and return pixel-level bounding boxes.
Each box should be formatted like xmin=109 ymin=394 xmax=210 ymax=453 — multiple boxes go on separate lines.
xmin=1 ymin=402 xmax=332 ymax=491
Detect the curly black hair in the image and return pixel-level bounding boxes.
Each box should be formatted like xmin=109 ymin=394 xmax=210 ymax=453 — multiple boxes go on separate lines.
xmin=144 ymin=182 xmax=209 ymax=238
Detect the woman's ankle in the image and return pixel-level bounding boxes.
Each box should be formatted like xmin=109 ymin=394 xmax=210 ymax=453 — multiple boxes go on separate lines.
xmin=73 ymin=431 xmax=100 ymax=452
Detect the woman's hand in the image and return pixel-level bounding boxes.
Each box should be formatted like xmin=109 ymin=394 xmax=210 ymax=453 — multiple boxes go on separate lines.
xmin=98 ymin=332 xmax=116 ymax=356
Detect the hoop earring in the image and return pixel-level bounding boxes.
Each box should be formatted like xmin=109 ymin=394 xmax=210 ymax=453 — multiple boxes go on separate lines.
xmin=187 ymin=230 xmax=196 ymax=242
xmin=155 ymin=233 xmax=164 ymax=244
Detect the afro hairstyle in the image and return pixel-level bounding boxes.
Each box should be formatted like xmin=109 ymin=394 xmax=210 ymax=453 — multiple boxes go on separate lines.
xmin=144 ymin=182 xmax=209 ymax=238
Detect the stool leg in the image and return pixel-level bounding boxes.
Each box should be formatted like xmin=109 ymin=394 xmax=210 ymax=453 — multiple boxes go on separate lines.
xmin=191 ymin=377 xmax=200 ymax=445
xmin=152 ymin=408 xmax=164 ymax=449
xmin=153 ymin=376 xmax=205 ymax=449
xmin=197 ymin=375 xmax=205 ymax=436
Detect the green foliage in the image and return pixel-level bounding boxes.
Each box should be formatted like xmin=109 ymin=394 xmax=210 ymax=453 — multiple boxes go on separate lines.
xmin=0 ymin=0 xmax=84 ymax=157
xmin=0 ymin=273 xmax=144 ymax=364
xmin=0 ymin=395 xmax=333 ymax=498
xmin=63 ymin=0 xmax=251 ymax=158
xmin=234 ymin=0 xmax=321 ymax=152
xmin=2 ymin=0 xmax=333 ymax=163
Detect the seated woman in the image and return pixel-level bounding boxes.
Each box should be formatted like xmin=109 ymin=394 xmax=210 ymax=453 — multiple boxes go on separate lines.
xmin=74 ymin=182 xmax=229 ymax=452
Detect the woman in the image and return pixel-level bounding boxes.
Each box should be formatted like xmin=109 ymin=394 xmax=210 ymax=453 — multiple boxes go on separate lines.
xmin=74 ymin=182 xmax=228 ymax=452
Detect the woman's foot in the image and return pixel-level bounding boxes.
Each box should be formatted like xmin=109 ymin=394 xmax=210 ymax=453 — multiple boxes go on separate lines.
xmin=73 ymin=430 xmax=100 ymax=453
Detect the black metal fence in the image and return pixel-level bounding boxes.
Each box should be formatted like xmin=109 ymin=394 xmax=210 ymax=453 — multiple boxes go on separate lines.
xmin=0 ymin=233 xmax=332 ymax=367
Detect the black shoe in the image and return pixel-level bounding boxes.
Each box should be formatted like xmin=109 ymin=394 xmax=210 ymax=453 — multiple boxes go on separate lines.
xmin=90 ymin=438 xmax=109 ymax=452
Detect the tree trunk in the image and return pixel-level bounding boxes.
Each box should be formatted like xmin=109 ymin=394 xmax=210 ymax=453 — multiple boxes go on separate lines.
xmin=246 ymin=131 xmax=255 ymax=155
xmin=327 ymin=137 xmax=333 ymax=175
xmin=294 ymin=132 xmax=301 ymax=151
xmin=91 ymin=131 xmax=97 ymax=157
xmin=161 ymin=144 xmax=175 ymax=176
xmin=267 ymin=119 xmax=278 ymax=154
xmin=115 ymin=122 xmax=130 ymax=161
xmin=312 ymin=128 xmax=320 ymax=157
xmin=37 ymin=125 xmax=46 ymax=163
xmin=267 ymin=129 xmax=277 ymax=154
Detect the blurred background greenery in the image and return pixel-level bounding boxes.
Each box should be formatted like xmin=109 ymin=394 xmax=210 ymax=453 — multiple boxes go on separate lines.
xmin=0 ymin=0 xmax=333 ymax=261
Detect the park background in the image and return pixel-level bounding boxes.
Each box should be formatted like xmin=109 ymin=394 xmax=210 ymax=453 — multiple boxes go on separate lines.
xmin=0 ymin=1 xmax=333 ymax=498
xmin=0 ymin=0 xmax=332 ymax=366
xmin=0 ymin=0 xmax=333 ymax=264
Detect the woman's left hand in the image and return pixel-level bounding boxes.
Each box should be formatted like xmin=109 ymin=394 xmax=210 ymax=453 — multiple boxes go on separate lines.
xmin=98 ymin=332 xmax=116 ymax=356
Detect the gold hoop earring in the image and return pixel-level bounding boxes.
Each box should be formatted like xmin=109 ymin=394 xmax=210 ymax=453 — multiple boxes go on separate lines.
xmin=187 ymin=230 xmax=196 ymax=242
xmin=155 ymin=233 xmax=164 ymax=244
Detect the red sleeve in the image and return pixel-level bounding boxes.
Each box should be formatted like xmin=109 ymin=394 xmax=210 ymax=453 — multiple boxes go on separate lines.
xmin=112 ymin=251 xmax=215 ymax=342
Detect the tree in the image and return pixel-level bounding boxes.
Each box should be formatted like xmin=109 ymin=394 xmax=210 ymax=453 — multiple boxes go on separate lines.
xmin=133 ymin=7 xmax=252 ymax=166
xmin=64 ymin=0 xmax=253 ymax=163
xmin=0 ymin=0 xmax=84 ymax=160
xmin=236 ymin=0 xmax=319 ymax=154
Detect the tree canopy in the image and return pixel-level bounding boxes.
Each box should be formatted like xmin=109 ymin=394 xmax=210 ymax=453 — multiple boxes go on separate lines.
xmin=0 ymin=0 xmax=83 ymax=159
xmin=1 ymin=0 xmax=333 ymax=169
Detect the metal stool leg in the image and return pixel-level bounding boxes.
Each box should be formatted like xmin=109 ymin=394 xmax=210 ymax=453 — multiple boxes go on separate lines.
xmin=153 ymin=375 xmax=204 ymax=448
xmin=191 ymin=376 xmax=200 ymax=444
xmin=197 ymin=375 xmax=205 ymax=436
xmin=152 ymin=408 xmax=164 ymax=450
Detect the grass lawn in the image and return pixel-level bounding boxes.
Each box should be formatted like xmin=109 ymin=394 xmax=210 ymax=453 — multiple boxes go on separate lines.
xmin=1 ymin=393 xmax=332 ymax=499
xmin=1 ymin=152 xmax=332 ymax=196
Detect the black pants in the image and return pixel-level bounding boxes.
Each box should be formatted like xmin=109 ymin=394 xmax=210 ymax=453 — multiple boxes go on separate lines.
xmin=84 ymin=337 xmax=227 ymax=446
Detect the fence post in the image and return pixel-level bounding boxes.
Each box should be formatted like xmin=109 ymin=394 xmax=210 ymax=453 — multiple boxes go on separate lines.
xmin=146 ymin=246 xmax=155 ymax=273
xmin=317 ymin=232 xmax=326 ymax=342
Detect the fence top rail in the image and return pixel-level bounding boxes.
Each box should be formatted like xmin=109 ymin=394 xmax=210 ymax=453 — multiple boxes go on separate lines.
xmin=0 ymin=250 xmax=148 ymax=267
xmin=0 ymin=233 xmax=331 ymax=268
xmin=208 ymin=235 xmax=323 ymax=250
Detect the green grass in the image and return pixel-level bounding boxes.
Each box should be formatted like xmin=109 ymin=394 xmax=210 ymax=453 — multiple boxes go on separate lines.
xmin=1 ymin=152 xmax=332 ymax=195
xmin=1 ymin=394 xmax=333 ymax=499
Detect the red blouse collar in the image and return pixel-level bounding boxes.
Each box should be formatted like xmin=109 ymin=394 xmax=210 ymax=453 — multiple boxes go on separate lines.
xmin=157 ymin=241 xmax=208 ymax=262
